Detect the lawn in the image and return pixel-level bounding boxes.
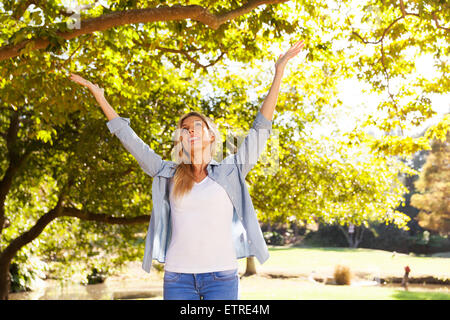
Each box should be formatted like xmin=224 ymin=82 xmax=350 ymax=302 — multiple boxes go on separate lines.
xmin=240 ymin=246 xmax=450 ymax=279
xmin=11 ymin=246 xmax=449 ymax=300
xmin=234 ymin=246 xmax=450 ymax=300
xmin=238 ymin=276 xmax=450 ymax=300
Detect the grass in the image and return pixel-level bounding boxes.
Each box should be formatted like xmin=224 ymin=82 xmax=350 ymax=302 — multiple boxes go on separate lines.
xmin=238 ymin=277 xmax=450 ymax=300
xmin=13 ymin=246 xmax=447 ymax=300
xmin=234 ymin=246 xmax=450 ymax=300
xmin=239 ymin=246 xmax=450 ymax=279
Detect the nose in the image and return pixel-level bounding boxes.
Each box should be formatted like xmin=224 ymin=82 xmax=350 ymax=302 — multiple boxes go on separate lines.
xmin=187 ymin=129 xmax=196 ymax=137
xmin=182 ymin=128 xmax=201 ymax=141
xmin=190 ymin=126 xmax=202 ymax=136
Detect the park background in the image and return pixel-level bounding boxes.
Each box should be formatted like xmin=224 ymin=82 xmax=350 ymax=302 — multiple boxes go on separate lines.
xmin=0 ymin=0 xmax=449 ymax=300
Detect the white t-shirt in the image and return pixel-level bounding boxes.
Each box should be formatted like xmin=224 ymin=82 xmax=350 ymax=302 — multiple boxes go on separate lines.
xmin=165 ymin=176 xmax=238 ymax=273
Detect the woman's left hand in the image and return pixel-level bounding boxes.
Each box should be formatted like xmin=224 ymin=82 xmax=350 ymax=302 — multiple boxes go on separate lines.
xmin=275 ymin=40 xmax=305 ymax=72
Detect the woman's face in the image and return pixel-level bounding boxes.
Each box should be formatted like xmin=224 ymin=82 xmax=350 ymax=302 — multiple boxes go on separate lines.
xmin=180 ymin=116 xmax=214 ymax=155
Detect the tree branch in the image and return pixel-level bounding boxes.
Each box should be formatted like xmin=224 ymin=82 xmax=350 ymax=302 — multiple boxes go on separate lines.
xmin=0 ymin=177 xmax=71 ymax=262
xmin=349 ymin=0 xmax=446 ymax=126
xmin=1 ymin=180 xmax=147 ymax=270
xmin=155 ymin=44 xmax=228 ymax=70
xmin=350 ymin=0 xmax=447 ymax=45
xmin=379 ymin=38 xmax=400 ymax=112
xmin=351 ymin=15 xmax=407 ymax=45
xmin=59 ymin=34 xmax=94 ymax=69
xmin=432 ymin=12 xmax=450 ymax=32
xmin=0 ymin=0 xmax=288 ymax=62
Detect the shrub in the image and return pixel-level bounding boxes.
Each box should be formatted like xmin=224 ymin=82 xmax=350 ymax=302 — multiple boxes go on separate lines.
xmin=9 ymin=256 xmax=48 ymax=293
xmin=152 ymin=262 xmax=164 ymax=272
xmin=361 ymin=224 xmax=450 ymax=254
xmin=334 ymin=264 xmax=352 ymax=285
xmin=302 ymin=224 xmax=348 ymax=247
xmin=263 ymin=231 xmax=285 ymax=246
xmin=87 ymin=267 xmax=107 ymax=284
xmin=360 ymin=223 xmax=412 ymax=253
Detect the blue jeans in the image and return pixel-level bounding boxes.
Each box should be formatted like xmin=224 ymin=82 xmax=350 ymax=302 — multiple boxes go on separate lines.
xmin=163 ymin=268 xmax=240 ymax=300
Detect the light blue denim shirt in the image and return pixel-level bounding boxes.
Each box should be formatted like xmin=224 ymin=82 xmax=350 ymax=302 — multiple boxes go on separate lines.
xmin=106 ymin=110 xmax=273 ymax=273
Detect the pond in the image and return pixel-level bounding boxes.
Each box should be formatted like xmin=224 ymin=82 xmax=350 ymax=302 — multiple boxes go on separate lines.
xmin=9 ymin=262 xmax=164 ymax=300
xmin=9 ymin=277 xmax=450 ymax=300
xmin=8 ymin=261 xmax=450 ymax=300
xmin=9 ymin=278 xmax=163 ymax=300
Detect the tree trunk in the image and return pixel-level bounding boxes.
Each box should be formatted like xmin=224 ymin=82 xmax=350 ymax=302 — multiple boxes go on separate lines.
xmin=0 ymin=257 xmax=11 ymax=300
xmin=0 ymin=197 xmax=153 ymax=299
xmin=354 ymin=226 xmax=365 ymax=248
xmin=243 ymin=257 xmax=257 ymax=276
xmin=338 ymin=225 xmax=353 ymax=247
xmin=0 ymin=205 xmax=61 ymax=300
xmin=338 ymin=224 xmax=365 ymax=248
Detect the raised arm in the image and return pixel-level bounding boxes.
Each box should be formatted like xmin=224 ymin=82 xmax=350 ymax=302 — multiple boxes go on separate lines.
xmin=230 ymin=40 xmax=305 ymax=177
xmin=229 ymin=110 xmax=273 ymax=178
xmin=260 ymin=40 xmax=305 ymax=121
xmin=69 ymin=73 xmax=163 ymax=177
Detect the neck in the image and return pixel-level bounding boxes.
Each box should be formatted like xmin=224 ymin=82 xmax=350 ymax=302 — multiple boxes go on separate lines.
xmin=190 ymin=148 xmax=211 ymax=173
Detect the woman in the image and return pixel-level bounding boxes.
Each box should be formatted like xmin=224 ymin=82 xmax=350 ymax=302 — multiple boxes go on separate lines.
xmin=70 ymin=40 xmax=305 ymax=300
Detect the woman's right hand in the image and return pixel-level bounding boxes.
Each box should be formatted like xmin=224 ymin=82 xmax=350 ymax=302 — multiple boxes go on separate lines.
xmin=69 ymin=73 xmax=105 ymax=97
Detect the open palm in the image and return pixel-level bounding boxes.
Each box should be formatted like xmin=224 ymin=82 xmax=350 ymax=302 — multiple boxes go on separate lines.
xmin=69 ymin=73 xmax=105 ymax=96
xmin=275 ymin=40 xmax=305 ymax=71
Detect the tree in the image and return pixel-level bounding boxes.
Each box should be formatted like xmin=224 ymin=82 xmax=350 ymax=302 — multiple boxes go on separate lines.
xmin=0 ymin=0 xmax=301 ymax=300
xmin=411 ymin=129 xmax=450 ymax=236
xmin=0 ymin=0 xmax=448 ymax=298
xmin=250 ymin=131 xmax=412 ymax=249
xmin=342 ymin=0 xmax=449 ymax=151
xmin=395 ymin=128 xmax=431 ymax=235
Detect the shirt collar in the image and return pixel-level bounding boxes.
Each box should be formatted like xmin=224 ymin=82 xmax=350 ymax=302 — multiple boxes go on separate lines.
xmin=208 ymin=159 xmax=220 ymax=166
xmin=168 ymin=159 xmax=219 ymax=168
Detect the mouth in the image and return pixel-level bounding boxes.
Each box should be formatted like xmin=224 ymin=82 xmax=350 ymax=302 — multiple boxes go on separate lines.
xmin=188 ymin=136 xmax=200 ymax=143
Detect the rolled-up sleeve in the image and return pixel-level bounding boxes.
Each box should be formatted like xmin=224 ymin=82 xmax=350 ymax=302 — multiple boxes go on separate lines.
xmin=107 ymin=116 xmax=131 ymax=135
xmin=106 ymin=116 xmax=163 ymax=177
xmin=252 ymin=110 xmax=273 ymax=131
xmin=231 ymin=110 xmax=273 ymax=177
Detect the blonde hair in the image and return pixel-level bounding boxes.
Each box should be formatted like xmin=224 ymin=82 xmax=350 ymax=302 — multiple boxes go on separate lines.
xmin=170 ymin=111 xmax=222 ymax=200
